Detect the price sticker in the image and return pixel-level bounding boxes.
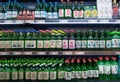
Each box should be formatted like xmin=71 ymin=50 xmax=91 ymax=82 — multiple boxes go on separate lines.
xmin=36 ymin=52 xmax=46 ymax=55
xmin=13 ymin=52 xmax=22 ymax=55
xmin=100 ymin=20 xmax=109 ymax=22
xmin=23 ymin=52 xmax=33 ymax=55
xmin=0 ymin=52 xmax=9 ymax=55
xmin=74 ymin=51 xmax=85 ymax=55
xmin=36 ymin=20 xmax=45 ymax=24
xmin=59 ymin=20 xmax=68 ymax=23
xmin=63 ymin=51 xmax=72 ymax=55
xmin=88 ymin=20 xmax=97 ymax=23
xmin=49 ymin=52 xmax=59 ymax=55
xmin=25 ymin=20 xmax=34 ymax=23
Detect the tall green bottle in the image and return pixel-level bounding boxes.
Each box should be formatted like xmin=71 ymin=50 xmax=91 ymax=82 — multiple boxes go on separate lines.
xmin=65 ymin=0 xmax=72 ymax=18
xmin=76 ymin=58 xmax=81 ymax=79
xmin=76 ymin=30 xmax=81 ymax=50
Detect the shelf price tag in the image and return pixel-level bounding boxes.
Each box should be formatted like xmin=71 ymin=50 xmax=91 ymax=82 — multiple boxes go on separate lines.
xmin=115 ymin=52 xmax=120 ymax=55
xmin=74 ymin=51 xmax=85 ymax=55
xmin=49 ymin=52 xmax=59 ymax=55
xmin=13 ymin=52 xmax=22 ymax=55
xmin=23 ymin=52 xmax=33 ymax=55
xmin=100 ymin=20 xmax=109 ymax=22
xmin=59 ymin=20 xmax=68 ymax=23
xmin=36 ymin=20 xmax=45 ymax=24
xmin=36 ymin=52 xmax=46 ymax=55
xmin=0 ymin=52 xmax=9 ymax=55
xmin=115 ymin=20 xmax=120 ymax=22
xmin=63 ymin=51 xmax=72 ymax=55
xmin=25 ymin=20 xmax=34 ymax=23
xmin=88 ymin=20 xmax=97 ymax=23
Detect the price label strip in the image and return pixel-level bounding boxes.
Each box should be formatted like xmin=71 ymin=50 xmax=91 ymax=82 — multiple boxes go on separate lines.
xmin=59 ymin=20 xmax=68 ymax=23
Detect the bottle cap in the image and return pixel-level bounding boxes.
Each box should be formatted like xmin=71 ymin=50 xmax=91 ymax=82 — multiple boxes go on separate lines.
xmin=98 ymin=56 xmax=103 ymax=60
xmin=88 ymin=58 xmax=92 ymax=62
xmin=71 ymin=57 xmax=75 ymax=63
xmin=105 ymin=57 xmax=109 ymax=60
xmin=65 ymin=59 xmax=70 ymax=64
xmin=112 ymin=57 xmax=117 ymax=60
xmin=93 ymin=58 xmax=98 ymax=62
xmin=82 ymin=58 xmax=86 ymax=63
xmin=77 ymin=58 xmax=80 ymax=63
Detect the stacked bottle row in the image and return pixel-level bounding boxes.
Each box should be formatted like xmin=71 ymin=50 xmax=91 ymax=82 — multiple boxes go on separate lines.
xmin=1 ymin=29 xmax=120 ymax=51
xmin=0 ymin=56 xmax=118 ymax=80
xmin=0 ymin=0 xmax=120 ymax=20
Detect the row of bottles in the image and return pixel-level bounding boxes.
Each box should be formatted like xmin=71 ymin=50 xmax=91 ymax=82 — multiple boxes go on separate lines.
xmin=0 ymin=29 xmax=120 ymax=51
xmin=0 ymin=56 xmax=118 ymax=80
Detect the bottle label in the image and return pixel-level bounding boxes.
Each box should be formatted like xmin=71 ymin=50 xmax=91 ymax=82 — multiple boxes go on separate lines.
xmin=94 ymin=40 xmax=99 ymax=48
xmin=35 ymin=11 xmax=41 ymax=18
xmin=40 ymin=11 xmax=46 ymax=18
xmin=30 ymin=40 xmax=36 ymax=48
xmin=106 ymin=40 xmax=111 ymax=48
xmin=99 ymin=40 xmax=105 ymax=48
xmin=112 ymin=65 xmax=118 ymax=74
xmin=56 ymin=40 xmax=62 ymax=48
xmin=47 ymin=12 xmax=53 ymax=19
xmin=79 ymin=10 xmax=84 ymax=18
xmin=65 ymin=72 xmax=71 ymax=80
xmin=87 ymin=70 xmax=93 ymax=78
xmin=59 ymin=9 xmax=64 ymax=17
xmin=5 ymin=41 xmax=11 ymax=48
xmin=50 ymin=71 xmax=57 ymax=80
xmin=76 ymin=71 xmax=81 ymax=79
xmin=18 ymin=40 xmax=24 ymax=48
xmin=112 ymin=39 xmax=119 ymax=48
xmin=98 ymin=65 xmax=104 ymax=74
xmin=93 ymin=70 xmax=99 ymax=78
xmin=50 ymin=40 xmax=56 ymax=48
xmin=19 ymin=72 xmax=24 ymax=80
xmin=58 ymin=71 xmax=64 ymax=79
xmin=44 ymin=40 xmax=49 ymax=48
xmin=73 ymin=10 xmax=79 ymax=18
xmin=38 ymin=72 xmax=43 ymax=80
xmin=82 ymin=40 xmax=87 ymax=48
xmin=25 ymin=72 xmax=30 ymax=80
xmin=76 ymin=40 xmax=81 ymax=48
xmin=0 ymin=41 xmax=5 ymax=48
xmin=31 ymin=72 xmax=37 ymax=80
xmin=43 ymin=72 xmax=49 ymax=80
xmin=25 ymin=40 xmax=31 ymax=48
xmin=6 ymin=11 xmax=12 ymax=18
xmin=82 ymin=71 xmax=87 ymax=79
xmin=0 ymin=13 xmax=4 ymax=19
xmin=12 ymin=72 xmax=18 ymax=80
xmin=104 ymin=66 xmax=110 ymax=74
xmin=12 ymin=11 xmax=18 ymax=18
xmin=12 ymin=41 xmax=18 ymax=48
xmin=71 ymin=71 xmax=76 ymax=79
xmin=69 ymin=40 xmax=75 ymax=49
xmin=0 ymin=72 xmax=5 ymax=80
xmin=88 ymin=40 xmax=94 ymax=48
xmin=65 ymin=9 xmax=71 ymax=17
xmin=37 ymin=40 xmax=43 ymax=48
xmin=62 ymin=40 xmax=68 ymax=49
xmin=5 ymin=72 xmax=10 ymax=80
xmin=53 ymin=12 xmax=58 ymax=18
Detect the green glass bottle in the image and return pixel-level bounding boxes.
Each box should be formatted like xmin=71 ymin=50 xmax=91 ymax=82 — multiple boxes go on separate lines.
xmin=18 ymin=59 xmax=24 ymax=80
xmin=69 ymin=30 xmax=75 ymax=50
xmin=99 ymin=30 xmax=105 ymax=50
xmin=25 ymin=60 xmax=31 ymax=80
xmin=35 ymin=0 xmax=41 ymax=19
xmin=76 ymin=58 xmax=81 ymax=79
xmin=94 ymin=30 xmax=99 ymax=50
xmin=18 ymin=30 xmax=24 ymax=51
xmin=71 ymin=58 xmax=76 ymax=79
xmin=76 ymin=30 xmax=81 ymax=50
xmin=65 ymin=0 xmax=72 ymax=18
xmin=87 ymin=58 xmax=93 ymax=79
xmin=56 ymin=33 xmax=62 ymax=51
xmin=12 ymin=1 xmax=18 ymax=19
xmin=81 ymin=30 xmax=87 ymax=50
xmin=59 ymin=0 xmax=65 ymax=19
xmin=44 ymin=30 xmax=50 ymax=51
xmin=47 ymin=2 xmax=53 ymax=19
xmin=79 ymin=1 xmax=84 ymax=18
xmin=73 ymin=1 xmax=79 ymax=19
xmin=30 ymin=62 xmax=37 ymax=80
xmin=88 ymin=30 xmax=94 ymax=50
xmin=106 ymin=30 xmax=111 ymax=50
xmin=0 ymin=31 xmax=5 ymax=51
xmin=93 ymin=58 xmax=99 ymax=79
xmin=5 ymin=59 xmax=11 ymax=80
xmin=0 ymin=59 xmax=5 ymax=80
xmin=58 ymin=59 xmax=64 ymax=80
xmin=81 ymin=58 xmax=87 ymax=79
xmin=50 ymin=32 xmax=56 ymax=51
xmin=53 ymin=2 xmax=58 ymax=19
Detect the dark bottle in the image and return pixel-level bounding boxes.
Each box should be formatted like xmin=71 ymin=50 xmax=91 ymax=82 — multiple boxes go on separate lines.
xmin=59 ymin=0 xmax=65 ymax=19
xmin=69 ymin=30 xmax=75 ymax=50
xmin=76 ymin=30 xmax=81 ymax=50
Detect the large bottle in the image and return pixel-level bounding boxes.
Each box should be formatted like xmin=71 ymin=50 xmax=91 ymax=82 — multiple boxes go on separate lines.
xmin=18 ymin=59 xmax=24 ymax=80
xmin=18 ymin=30 xmax=24 ymax=51
xmin=5 ymin=59 xmax=11 ymax=80
xmin=50 ymin=32 xmax=56 ymax=51
xmin=44 ymin=30 xmax=50 ymax=51
xmin=65 ymin=0 xmax=72 ymax=18
xmin=93 ymin=58 xmax=99 ymax=79
xmin=56 ymin=32 xmax=62 ymax=50
xmin=0 ymin=31 xmax=5 ymax=51
xmin=71 ymin=58 xmax=76 ymax=79
xmin=73 ymin=1 xmax=79 ymax=19
xmin=59 ymin=0 xmax=65 ymax=19
xmin=58 ymin=59 xmax=64 ymax=80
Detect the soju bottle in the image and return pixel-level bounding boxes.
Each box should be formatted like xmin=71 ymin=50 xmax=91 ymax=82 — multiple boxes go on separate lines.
xmin=111 ymin=57 xmax=118 ymax=80
xmin=35 ymin=0 xmax=41 ymax=19
xmin=94 ymin=30 xmax=99 ymax=50
xmin=18 ymin=30 xmax=24 ymax=51
xmin=56 ymin=33 xmax=62 ymax=50
xmin=76 ymin=30 xmax=81 ymax=50
xmin=65 ymin=0 xmax=72 ymax=18
xmin=84 ymin=6 xmax=91 ymax=18
xmin=62 ymin=30 xmax=68 ymax=50
xmin=81 ymin=30 xmax=87 ymax=50
xmin=58 ymin=59 xmax=64 ymax=80
xmin=31 ymin=30 xmax=37 ymax=51
xmin=91 ymin=6 xmax=98 ymax=18
xmin=0 ymin=2 xmax=5 ymax=19
xmin=12 ymin=0 xmax=18 ymax=19
xmin=71 ymin=58 xmax=76 ymax=79
xmin=44 ymin=30 xmax=50 ymax=51
xmin=0 ymin=59 xmax=5 ymax=80
xmin=104 ymin=57 xmax=111 ymax=80
xmin=6 ymin=0 xmax=12 ymax=20
xmin=88 ymin=30 xmax=94 ymax=50
xmin=81 ymin=58 xmax=87 ymax=79
xmin=76 ymin=58 xmax=81 ymax=79
xmin=79 ymin=1 xmax=84 ymax=18
xmin=38 ymin=62 xmax=45 ymax=80
xmin=73 ymin=1 xmax=79 ymax=19
xmin=69 ymin=30 xmax=75 ymax=50
xmin=25 ymin=59 xmax=31 ymax=80
xmin=87 ymin=58 xmax=93 ymax=79
xmin=50 ymin=32 xmax=56 ymax=51
xmin=53 ymin=2 xmax=58 ymax=19
xmin=25 ymin=30 xmax=31 ymax=51
xmin=99 ymin=30 xmax=105 ymax=50
xmin=18 ymin=59 xmax=24 ymax=80
xmin=0 ymin=31 xmax=5 ymax=51
xmin=93 ymin=58 xmax=99 ymax=79
xmin=30 ymin=63 xmax=37 ymax=80
xmin=47 ymin=2 xmax=53 ymax=19
xmin=106 ymin=30 xmax=112 ymax=50
xmin=59 ymin=0 xmax=65 ymax=19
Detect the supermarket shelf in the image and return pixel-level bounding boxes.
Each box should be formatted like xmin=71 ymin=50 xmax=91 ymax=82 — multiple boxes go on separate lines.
xmin=0 ymin=51 xmax=120 ymax=55
xmin=0 ymin=20 xmax=25 ymax=24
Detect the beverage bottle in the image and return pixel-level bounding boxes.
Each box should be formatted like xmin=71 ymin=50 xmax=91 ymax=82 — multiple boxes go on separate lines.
xmin=87 ymin=58 xmax=93 ymax=79
xmin=76 ymin=58 xmax=81 ymax=79
xmin=64 ymin=58 xmax=71 ymax=80
xmin=106 ymin=30 xmax=112 ymax=50
xmin=0 ymin=31 xmax=5 ymax=51
xmin=65 ymin=0 xmax=72 ymax=18
xmin=59 ymin=0 xmax=65 ymax=19
xmin=0 ymin=59 xmax=5 ymax=80
xmin=53 ymin=2 xmax=58 ymax=19
xmin=50 ymin=31 xmax=56 ymax=51
xmin=76 ymin=30 xmax=81 ymax=50
xmin=18 ymin=30 xmax=24 ymax=51
xmin=94 ymin=30 xmax=99 ymax=50
xmin=104 ymin=57 xmax=111 ymax=80
xmin=18 ymin=59 xmax=24 ymax=80
xmin=112 ymin=0 xmax=119 ymax=18
xmin=98 ymin=56 xmax=104 ymax=80
xmin=81 ymin=30 xmax=87 ymax=50
xmin=62 ymin=30 xmax=68 ymax=50
xmin=35 ymin=0 xmax=41 ymax=19
xmin=88 ymin=30 xmax=94 ymax=50
xmin=84 ymin=6 xmax=91 ymax=18
xmin=99 ymin=30 xmax=105 ymax=50
xmin=56 ymin=32 xmax=62 ymax=51
xmin=58 ymin=59 xmax=64 ymax=80
xmin=44 ymin=30 xmax=50 ymax=51
xmin=111 ymin=30 xmax=119 ymax=50
xmin=31 ymin=30 xmax=37 ymax=51
xmin=0 ymin=2 xmax=5 ymax=19
xmin=6 ymin=0 xmax=12 ymax=20
xmin=91 ymin=6 xmax=98 ymax=18
xmin=81 ymin=58 xmax=87 ymax=79
xmin=69 ymin=30 xmax=75 ymax=50
xmin=118 ymin=31 xmax=120 ymax=49
xmin=71 ymin=58 xmax=76 ymax=79
xmin=73 ymin=1 xmax=79 ymax=19
xmin=40 ymin=0 xmax=47 ymax=19
xmin=118 ymin=1 xmax=120 ymax=18
xmin=12 ymin=0 xmax=18 ymax=19
xmin=30 ymin=62 xmax=37 ymax=80
xmin=5 ymin=59 xmax=11 ymax=80
xmin=47 ymin=2 xmax=53 ymax=19
xmin=79 ymin=1 xmax=84 ymax=19
xmin=93 ymin=58 xmax=99 ymax=79
xmin=111 ymin=57 xmax=118 ymax=80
